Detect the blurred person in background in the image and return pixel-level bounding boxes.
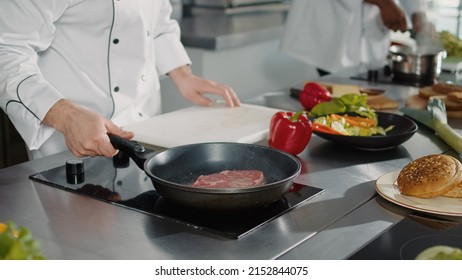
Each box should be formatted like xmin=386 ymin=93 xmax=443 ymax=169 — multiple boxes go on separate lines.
xmin=281 ymin=0 xmax=437 ymax=76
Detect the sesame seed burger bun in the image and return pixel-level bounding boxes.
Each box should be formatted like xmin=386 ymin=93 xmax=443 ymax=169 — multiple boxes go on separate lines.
xmin=397 ymin=154 xmax=462 ymax=198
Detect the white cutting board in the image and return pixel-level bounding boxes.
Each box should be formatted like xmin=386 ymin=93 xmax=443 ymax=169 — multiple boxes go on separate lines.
xmin=123 ymin=103 xmax=281 ymax=148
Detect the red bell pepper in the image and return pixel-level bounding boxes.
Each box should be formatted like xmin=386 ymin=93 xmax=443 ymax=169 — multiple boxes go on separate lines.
xmin=299 ymin=82 xmax=332 ymax=110
xmin=268 ymin=111 xmax=312 ymax=155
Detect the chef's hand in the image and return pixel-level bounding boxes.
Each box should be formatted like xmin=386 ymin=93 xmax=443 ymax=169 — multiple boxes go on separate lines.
xmin=42 ymin=99 xmax=134 ymax=158
xmin=169 ymin=65 xmax=241 ymax=107
xmin=365 ymin=0 xmax=407 ymax=32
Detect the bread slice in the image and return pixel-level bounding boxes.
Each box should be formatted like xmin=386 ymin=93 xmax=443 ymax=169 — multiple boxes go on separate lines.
xmin=405 ymin=94 xmax=427 ymax=110
xmin=366 ymin=95 xmax=399 ymax=110
xmin=432 ymin=82 xmax=462 ymax=94
xmin=419 ymin=86 xmax=441 ymax=99
xmin=397 ymin=154 xmax=462 ymax=198
xmin=447 ymin=92 xmax=462 ymax=104
xmin=447 ymin=110 xmax=462 ymax=119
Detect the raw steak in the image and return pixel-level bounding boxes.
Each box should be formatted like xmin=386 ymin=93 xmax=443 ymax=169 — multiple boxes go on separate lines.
xmin=192 ymin=170 xmax=265 ymax=188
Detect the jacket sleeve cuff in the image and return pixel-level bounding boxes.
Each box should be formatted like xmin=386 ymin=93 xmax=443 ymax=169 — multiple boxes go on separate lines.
xmin=14 ymin=74 xmax=64 ymax=121
xmin=5 ymin=74 xmax=63 ymax=150
xmin=5 ymin=101 xmax=56 ymax=150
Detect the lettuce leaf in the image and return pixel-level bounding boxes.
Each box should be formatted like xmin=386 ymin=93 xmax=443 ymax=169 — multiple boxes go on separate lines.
xmin=310 ymin=93 xmax=373 ymax=117
xmin=0 ymin=222 xmax=46 ymax=260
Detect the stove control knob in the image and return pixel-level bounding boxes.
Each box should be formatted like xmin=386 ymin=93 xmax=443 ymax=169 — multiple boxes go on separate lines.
xmin=113 ymin=150 xmax=130 ymax=168
xmin=384 ymin=65 xmax=392 ymax=77
xmin=66 ymin=159 xmax=85 ymax=184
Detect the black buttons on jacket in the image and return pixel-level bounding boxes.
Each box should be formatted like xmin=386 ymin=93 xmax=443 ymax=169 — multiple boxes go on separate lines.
xmin=112 ymin=37 xmax=120 ymax=93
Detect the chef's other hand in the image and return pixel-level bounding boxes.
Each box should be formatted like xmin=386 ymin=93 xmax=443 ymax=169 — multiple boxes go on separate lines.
xmin=43 ymin=99 xmax=134 ymax=158
xmin=169 ymin=65 xmax=241 ymax=107
xmin=366 ymin=0 xmax=407 ymax=32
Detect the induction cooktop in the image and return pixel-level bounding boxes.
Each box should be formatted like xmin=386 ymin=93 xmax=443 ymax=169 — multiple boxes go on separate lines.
xmin=30 ymin=154 xmax=324 ymax=239
xmin=348 ymin=213 xmax=462 ymax=260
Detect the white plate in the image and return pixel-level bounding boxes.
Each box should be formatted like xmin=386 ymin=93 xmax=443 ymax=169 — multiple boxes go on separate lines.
xmin=376 ymin=171 xmax=462 ymax=216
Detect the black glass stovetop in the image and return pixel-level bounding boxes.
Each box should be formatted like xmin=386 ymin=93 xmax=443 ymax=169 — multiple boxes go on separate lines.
xmin=30 ymin=155 xmax=324 ymax=239
xmin=349 ymin=213 xmax=462 ymax=260
xmin=351 ymin=66 xmax=436 ymax=87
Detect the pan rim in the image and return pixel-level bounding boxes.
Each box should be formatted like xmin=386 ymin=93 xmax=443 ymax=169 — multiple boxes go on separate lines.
xmin=144 ymin=142 xmax=302 ymax=194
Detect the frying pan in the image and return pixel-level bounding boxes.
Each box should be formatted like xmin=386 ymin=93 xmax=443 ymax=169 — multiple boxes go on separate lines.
xmin=109 ymin=135 xmax=301 ymax=211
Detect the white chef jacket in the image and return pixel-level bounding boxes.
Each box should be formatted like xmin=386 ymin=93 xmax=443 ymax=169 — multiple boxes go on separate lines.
xmin=0 ymin=0 xmax=191 ymax=159
xmin=280 ymin=0 xmax=426 ymax=75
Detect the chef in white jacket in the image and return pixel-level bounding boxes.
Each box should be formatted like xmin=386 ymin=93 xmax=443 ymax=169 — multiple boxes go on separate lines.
xmin=0 ymin=0 xmax=240 ymax=159
xmin=281 ymin=0 xmax=434 ymax=75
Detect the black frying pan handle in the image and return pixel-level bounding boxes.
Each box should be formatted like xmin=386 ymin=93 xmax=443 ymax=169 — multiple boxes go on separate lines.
xmin=108 ymin=134 xmax=149 ymax=170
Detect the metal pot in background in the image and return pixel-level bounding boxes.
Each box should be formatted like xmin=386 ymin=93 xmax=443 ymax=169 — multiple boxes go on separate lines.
xmin=387 ymin=44 xmax=447 ymax=82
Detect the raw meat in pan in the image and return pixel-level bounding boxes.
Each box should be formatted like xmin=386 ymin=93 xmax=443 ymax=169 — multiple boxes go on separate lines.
xmin=192 ymin=170 xmax=265 ymax=188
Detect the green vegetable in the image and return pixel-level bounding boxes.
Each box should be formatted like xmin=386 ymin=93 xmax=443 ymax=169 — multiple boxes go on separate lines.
xmin=440 ymin=30 xmax=462 ymax=58
xmin=309 ymin=94 xmax=395 ymax=136
xmin=313 ymin=114 xmax=394 ymax=136
xmin=416 ymin=245 xmax=462 ymax=260
xmin=0 ymin=222 xmax=46 ymax=260
xmin=310 ymin=98 xmax=346 ymax=116
xmin=310 ymin=93 xmax=373 ymax=118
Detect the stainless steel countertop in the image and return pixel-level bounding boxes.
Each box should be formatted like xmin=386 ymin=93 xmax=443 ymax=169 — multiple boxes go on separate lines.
xmin=0 ymin=77 xmax=459 ymax=260
xmin=179 ymin=12 xmax=286 ymax=50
